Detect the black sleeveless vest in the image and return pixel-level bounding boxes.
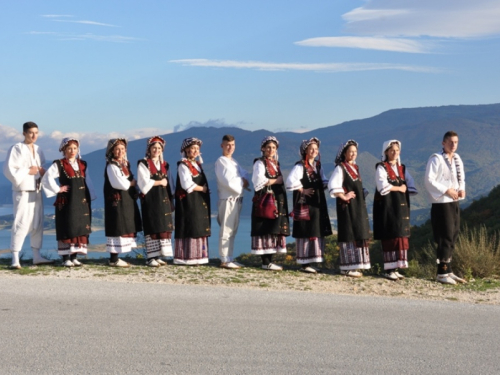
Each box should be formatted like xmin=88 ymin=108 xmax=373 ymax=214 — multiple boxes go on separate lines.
xmin=53 ymin=159 xmax=91 ymax=241
xmin=174 ymin=160 xmax=211 ymax=239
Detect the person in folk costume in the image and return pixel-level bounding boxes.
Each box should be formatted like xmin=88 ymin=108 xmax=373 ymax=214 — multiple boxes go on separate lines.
xmin=42 ymin=138 xmax=97 ymax=267
xmin=286 ymin=137 xmax=332 ymax=273
xmin=251 ymin=136 xmax=290 ymax=271
xmin=373 ymin=140 xmax=418 ymax=280
xmin=328 ymin=140 xmax=371 ymax=277
xmin=215 ymin=134 xmax=251 ymax=269
xmin=3 ymin=121 xmax=54 ymax=268
xmin=104 ymin=138 xmax=143 ymax=267
xmin=174 ymin=138 xmax=211 ymax=265
xmin=425 ymin=131 xmax=467 ymax=285
xmin=137 ymin=136 xmax=175 ymax=267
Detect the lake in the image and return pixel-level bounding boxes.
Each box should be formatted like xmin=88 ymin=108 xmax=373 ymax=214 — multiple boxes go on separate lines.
xmin=0 ymin=212 xmax=262 ymax=260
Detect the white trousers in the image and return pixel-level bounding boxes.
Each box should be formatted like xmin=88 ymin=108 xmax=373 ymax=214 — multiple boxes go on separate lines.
xmin=217 ymin=198 xmax=243 ymax=262
xmin=11 ymin=191 xmax=43 ymax=252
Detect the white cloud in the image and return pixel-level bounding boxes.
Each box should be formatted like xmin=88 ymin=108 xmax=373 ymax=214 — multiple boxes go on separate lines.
xmin=53 ymin=20 xmax=118 ymax=27
xmin=295 ymin=36 xmax=432 ymax=53
xmin=170 ymin=59 xmax=439 ymax=73
xmin=343 ymin=0 xmax=500 ymax=38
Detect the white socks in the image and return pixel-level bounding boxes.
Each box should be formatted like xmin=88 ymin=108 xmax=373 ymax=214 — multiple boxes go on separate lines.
xmin=11 ymin=251 xmax=20 ymax=266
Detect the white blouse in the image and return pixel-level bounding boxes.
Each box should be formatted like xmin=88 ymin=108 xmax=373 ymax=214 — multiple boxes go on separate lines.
xmin=137 ymin=160 xmax=175 ymax=196
xmin=107 ymin=163 xmax=131 ymax=191
xmin=285 ymin=161 xmax=327 ymax=191
xmin=177 ymin=160 xmax=201 ymax=194
xmin=375 ymin=164 xmax=418 ymax=196
xmin=42 ymin=159 xmax=97 ymax=201
xmin=252 ymin=159 xmax=278 ymax=192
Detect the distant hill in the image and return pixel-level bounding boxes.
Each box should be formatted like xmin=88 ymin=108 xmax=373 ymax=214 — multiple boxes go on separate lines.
xmin=2 ymin=103 xmax=500 ymax=225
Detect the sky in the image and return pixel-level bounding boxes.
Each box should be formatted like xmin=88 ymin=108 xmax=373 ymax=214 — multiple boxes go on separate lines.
xmin=1 ymin=0 xmax=500 ymax=159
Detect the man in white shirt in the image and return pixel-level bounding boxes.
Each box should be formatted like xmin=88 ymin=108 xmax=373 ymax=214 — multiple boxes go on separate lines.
xmin=3 ymin=122 xmax=54 ymax=268
xmin=424 ymin=131 xmax=466 ymax=285
xmin=214 ymin=135 xmax=250 ymax=269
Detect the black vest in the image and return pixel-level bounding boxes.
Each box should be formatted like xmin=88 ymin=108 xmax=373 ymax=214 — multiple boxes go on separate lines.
xmin=138 ymin=158 xmax=174 ymax=236
xmin=251 ymin=157 xmax=290 ymax=237
xmin=335 ymin=163 xmax=370 ymax=242
xmin=174 ymin=160 xmax=211 ymax=239
xmin=291 ymin=160 xmax=332 ymax=238
xmin=373 ymin=162 xmax=410 ymax=240
xmin=53 ymin=159 xmax=91 ymax=241
xmin=104 ymin=160 xmax=142 ymax=237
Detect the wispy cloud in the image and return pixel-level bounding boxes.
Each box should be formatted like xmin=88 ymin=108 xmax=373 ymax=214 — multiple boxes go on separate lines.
xmin=169 ymin=59 xmax=439 ymax=73
xmin=53 ymin=20 xmax=118 ymax=27
xmin=28 ymin=31 xmax=141 ymax=43
xmin=295 ymin=36 xmax=432 ymax=53
xmin=343 ymin=0 xmax=500 ymax=38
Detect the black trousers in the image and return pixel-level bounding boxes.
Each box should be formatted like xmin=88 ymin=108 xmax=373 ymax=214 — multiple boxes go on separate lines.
xmin=431 ymin=202 xmax=460 ymax=268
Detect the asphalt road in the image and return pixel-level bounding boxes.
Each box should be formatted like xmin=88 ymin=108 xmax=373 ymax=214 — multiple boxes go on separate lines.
xmin=0 ymin=277 xmax=499 ymax=374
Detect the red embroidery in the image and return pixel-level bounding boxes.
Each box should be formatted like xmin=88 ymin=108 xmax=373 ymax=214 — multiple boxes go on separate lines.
xmin=58 ymin=158 xmax=86 ymax=178
xmin=147 ymin=159 xmax=167 ymax=177
xmin=303 ymin=159 xmax=320 ymax=183
xmin=264 ymin=158 xmax=280 ymax=178
xmin=342 ymin=162 xmax=361 ymax=182
xmin=383 ymin=162 xmax=405 ymax=183
xmin=181 ymin=159 xmax=201 ymax=177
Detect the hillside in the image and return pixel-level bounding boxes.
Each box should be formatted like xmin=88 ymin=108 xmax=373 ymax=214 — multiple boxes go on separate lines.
xmin=2 ymin=103 xmax=500 ymax=224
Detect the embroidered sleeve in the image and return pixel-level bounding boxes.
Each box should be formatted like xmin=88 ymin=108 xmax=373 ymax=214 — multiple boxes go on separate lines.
xmin=137 ymin=162 xmax=155 ymax=195
xmin=178 ymin=163 xmax=197 ymax=194
xmin=107 ymin=164 xmax=131 ymax=191
xmin=285 ymin=164 xmax=303 ymax=191
xmin=328 ymin=165 xmax=344 ymax=197
xmin=252 ymin=160 xmax=269 ymax=192
xmin=375 ymin=165 xmax=392 ymax=196
xmin=41 ymin=162 xmax=61 ymax=198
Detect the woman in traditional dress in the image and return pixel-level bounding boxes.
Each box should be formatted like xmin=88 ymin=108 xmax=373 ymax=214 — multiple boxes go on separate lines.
xmin=286 ymin=137 xmax=332 ymax=273
xmin=174 ymin=138 xmax=210 ymax=265
xmin=251 ymin=136 xmax=290 ymax=271
xmin=42 ymin=138 xmax=96 ymax=267
xmin=328 ymin=140 xmax=371 ymax=277
xmin=137 ymin=136 xmax=175 ymax=267
xmin=104 ymin=138 xmax=142 ymax=267
xmin=373 ymin=140 xmax=417 ymax=280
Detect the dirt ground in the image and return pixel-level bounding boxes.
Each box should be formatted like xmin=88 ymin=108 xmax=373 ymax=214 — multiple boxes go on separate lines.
xmin=2 ymin=260 xmax=499 ymax=305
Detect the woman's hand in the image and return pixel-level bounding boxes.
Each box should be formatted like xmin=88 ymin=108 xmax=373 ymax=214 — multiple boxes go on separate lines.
xmin=59 ymin=185 xmax=70 ymax=193
xmin=342 ymin=191 xmax=356 ymax=201
xmin=301 ymin=188 xmax=315 ymax=197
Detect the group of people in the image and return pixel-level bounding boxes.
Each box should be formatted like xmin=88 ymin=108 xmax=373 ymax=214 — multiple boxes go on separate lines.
xmin=3 ymin=122 xmax=467 ymax=285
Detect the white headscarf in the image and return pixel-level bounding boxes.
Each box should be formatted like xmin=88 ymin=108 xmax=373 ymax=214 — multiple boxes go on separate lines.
xmin=381 ymin=139 xmax=401 ymax=164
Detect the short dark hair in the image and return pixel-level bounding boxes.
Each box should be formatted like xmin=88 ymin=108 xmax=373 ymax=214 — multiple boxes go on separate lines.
xmin=443 ymin=131 xmax=458 ymax=142
xmin=23 ymin=122 xmax=38 ymax=133
xmin=222 ymin=134 xmax=235 ymax=142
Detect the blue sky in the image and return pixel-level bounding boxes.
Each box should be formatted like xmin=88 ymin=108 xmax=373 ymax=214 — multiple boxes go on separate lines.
xmin=1 ymin=0 xmax=500 ymax=158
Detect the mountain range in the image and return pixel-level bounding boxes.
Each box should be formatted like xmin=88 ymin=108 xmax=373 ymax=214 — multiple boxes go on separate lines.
xmin=2 ymin=103 xmax=500 ymax=224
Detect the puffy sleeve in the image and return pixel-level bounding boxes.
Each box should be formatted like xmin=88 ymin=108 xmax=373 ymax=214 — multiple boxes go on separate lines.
xmin=285 ymin=164 xmax=303 ymax=191
xmin=238 ymin=163 xmax=250 ymax=181
xmin=177 ymin=163 xmax=197 ymax=194
xmin=328 ymin=165 xmax=344 ymax=197
xmin=41 ymin=162 xmax=60 ymax=198
xmin=425 ymin=155 xmax=448 ymax=201
xmin=375 ymin=165 xmax=392 ymax=196
xmin=3 ymin=145 xmax=30 ymax=188
xmin=106 ymin=164 xmax=131 ymax=191
xmin=215 ymin=157 xmax=244 ymax=195
xmin=252 ymin=160 xmax=268 ymax=192
xmin=137 ymin=162 xmax=155 ymax=195
xmin=405 ymin=169 xmax=418 ymax=195
xmin=319 ymin=164 xmax=328 ymax=189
